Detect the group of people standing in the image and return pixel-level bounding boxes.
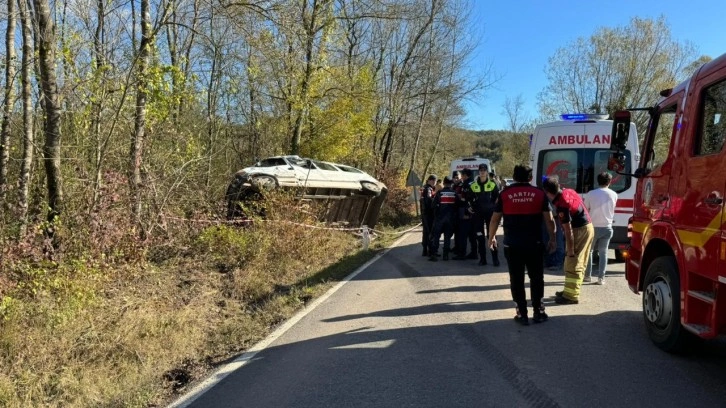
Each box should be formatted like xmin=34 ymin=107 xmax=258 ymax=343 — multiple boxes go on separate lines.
xmin=421 ymin=163 xmax=618 ymax=326
xmin=420 ymin=163 xmax=501 ymax=265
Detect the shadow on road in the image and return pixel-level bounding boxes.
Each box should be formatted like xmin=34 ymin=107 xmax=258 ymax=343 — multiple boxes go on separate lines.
xmin=180 ymin=232 xmax=726 ymax=408
xmin=187 ymin=308 xmax=726 ymax=408
xmin=416 ymin=282 xmax=563 ymax=295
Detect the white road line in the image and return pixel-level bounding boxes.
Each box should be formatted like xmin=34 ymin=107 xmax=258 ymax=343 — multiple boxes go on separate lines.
xmin=167 ymin=232 xmax=412 ymax=408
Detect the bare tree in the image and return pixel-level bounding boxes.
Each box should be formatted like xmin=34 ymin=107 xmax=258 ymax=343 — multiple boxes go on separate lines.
xmin=17 ymin=0 xmax=34 ymax=236
xmin=537 ymin=16 xmax=696 ymax=132
xmin=0 ymin=0 xmax=17 ymax=203
xmin=129 ymin=0 xmax=173 ymax=235
xmin=290 ymin=0 xmax=335 ymax=155
xmin=130 ymin=0 xmax=153 ymax=235
xmin=33 ymin=0 xmax=64 ymax=232
xmin=89 ymin=0 xmax=108 ymax=208
xmin=406 ymin=1 xmax=436 ymax=180
xmin=377 ymin=0 xmax=438 ymax=172
xmin=502 ymin=94 xmax=529 ymax=133
xmin=165 ymin=0 xmax=201 ymax=124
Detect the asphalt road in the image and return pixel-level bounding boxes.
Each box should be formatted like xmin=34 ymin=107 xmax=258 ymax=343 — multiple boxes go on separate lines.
xmin=171 ymin=229 xmax=726 ymax=408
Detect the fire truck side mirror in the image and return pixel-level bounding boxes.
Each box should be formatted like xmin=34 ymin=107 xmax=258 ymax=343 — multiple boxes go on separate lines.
xmin=609 ymin=110 xmax=631 ymax=151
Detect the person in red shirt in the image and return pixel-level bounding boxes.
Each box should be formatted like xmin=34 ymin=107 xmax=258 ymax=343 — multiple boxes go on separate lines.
xmin=488 ymin=165 xmax=556 ymax=325
xmin=542 ymin=176 xmax=595 ymax=304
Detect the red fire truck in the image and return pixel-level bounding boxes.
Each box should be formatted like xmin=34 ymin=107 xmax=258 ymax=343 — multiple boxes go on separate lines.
xmin=609 ymin=52 xmax=726 ymax=352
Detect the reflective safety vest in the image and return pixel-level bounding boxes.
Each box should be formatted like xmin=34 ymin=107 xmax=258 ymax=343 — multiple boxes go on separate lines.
xmin=470 ymin=179 xmax=497 ymax=193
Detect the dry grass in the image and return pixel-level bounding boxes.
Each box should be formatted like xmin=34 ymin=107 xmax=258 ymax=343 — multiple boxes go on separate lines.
xmin=0 ymin=196 xmax=401 ymax=407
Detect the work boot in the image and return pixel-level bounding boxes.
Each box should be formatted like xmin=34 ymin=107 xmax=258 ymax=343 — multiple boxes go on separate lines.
xmin=422 ymin=248 xmax=428 ymax=256
xmin=478 ymin=256 xmax=487 ymax=266
xmin=428 ymin=254 xmax=438 ymax=262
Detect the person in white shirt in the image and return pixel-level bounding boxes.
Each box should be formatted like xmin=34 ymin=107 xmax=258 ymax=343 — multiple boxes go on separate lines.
xmin=583 ymin=172 xmax=618 ymax=284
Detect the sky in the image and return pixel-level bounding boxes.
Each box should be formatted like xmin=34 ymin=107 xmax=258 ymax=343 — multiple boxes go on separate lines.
xmin=462 ymin=0 xmax=726 ymax=131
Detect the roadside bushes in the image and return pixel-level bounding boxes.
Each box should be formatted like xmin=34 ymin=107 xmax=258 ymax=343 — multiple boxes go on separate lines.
xmin=0 ymin=187 xmax=365 ymax=407
xmin=376 ymin=168 xmax=417 ymax=227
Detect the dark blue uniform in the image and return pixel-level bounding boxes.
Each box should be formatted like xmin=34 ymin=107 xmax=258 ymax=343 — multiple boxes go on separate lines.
xmin=429 ymin=186 xmax=457 ymax=260
xmin=420 ymin=183 xmax=436 ymax=256
xmin=454 ymin=177 xmax=477 ymax=259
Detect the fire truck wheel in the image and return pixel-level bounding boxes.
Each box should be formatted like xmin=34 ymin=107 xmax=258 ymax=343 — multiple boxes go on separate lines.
xmin=642 ymin=256 xmax=687 ymax=352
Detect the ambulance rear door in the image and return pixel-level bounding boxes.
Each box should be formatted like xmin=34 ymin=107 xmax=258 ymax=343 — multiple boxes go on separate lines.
xmin=532 ymin=123 xmax=587 ymax=191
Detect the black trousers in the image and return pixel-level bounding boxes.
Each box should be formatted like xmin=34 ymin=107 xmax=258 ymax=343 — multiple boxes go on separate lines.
xmin=455 ymin=217 xmax=476 ymax=256
xmin=503 ymin=244 xmax=545 ymax=316
xmin=421 ymin=213 xmax=434 ymax=250
xmin=473 ymin=213 xmax=499 ymax=263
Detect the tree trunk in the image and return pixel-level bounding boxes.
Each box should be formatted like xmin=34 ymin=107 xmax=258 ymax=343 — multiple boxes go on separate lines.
xmin=130 ymin=0 xmax=151 ymax=237
xmin=91 ymin=0 xmax=106 ymax=208
xmin=423 ymin=15 xmax=460 ymax=179
xmin=165 ymin=0 xmax=179 ymax=125
xmin=17 ymin=0 xmax=34 ymax=237
xmin=290 ymin=0 xmax=318 ymax=155
xmin=379 ymin=0 xmax=437 ymax=173
xmin=0 ymin=0 xmax=17 ymax=204
xmin=408 ymin=8 xmax=435 ymax=182
xmin=179 ymin=0 xmax=199 ymax=116
xmin=33 ymin=0 xmax=63 ymax=232
xmin=206 ymin=38 xmax=220 ymax=188
xmin=289 ymin=0 xmax=333 ymax=155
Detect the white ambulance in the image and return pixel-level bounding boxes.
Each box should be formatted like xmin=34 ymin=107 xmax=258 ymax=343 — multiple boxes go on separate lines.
xmin=529 ymin=113 xmax=639 ymax=260
xmin=450 ymin=156 xmax=493 ymax=178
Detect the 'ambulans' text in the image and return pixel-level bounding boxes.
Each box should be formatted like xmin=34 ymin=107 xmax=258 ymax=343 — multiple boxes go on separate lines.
xmin=547 ymin=134 xmax=610 ymax=145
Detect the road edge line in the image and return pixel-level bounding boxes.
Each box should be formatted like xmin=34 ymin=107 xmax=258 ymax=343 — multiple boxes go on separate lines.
xmin=167 ymin=231 xmax=413 ymax=408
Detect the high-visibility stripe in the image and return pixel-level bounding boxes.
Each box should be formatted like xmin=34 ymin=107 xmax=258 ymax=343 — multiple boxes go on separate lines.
xmin=616 ymin=198 xmax=634 ymax=207
xmin=633 ymin=208 xmax=725 ymax=248
xmin=632 ymin=222 xmax=647 ymax=233
xmin=677 ymin=209 xmax=725 ymax=247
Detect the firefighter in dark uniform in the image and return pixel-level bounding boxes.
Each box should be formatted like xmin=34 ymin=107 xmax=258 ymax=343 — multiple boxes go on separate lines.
xmin=420 ymin=174 xmax=437 ymax=256
xmin=471 ymin=163 xmax=500 ymax=266
xmin=428 ymin=176 xmax=456 ymax=261
xmin=488 ymin=165 xmax=557 ymax=325
xmin=453 ymin=169 xmax=477 ymax=260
